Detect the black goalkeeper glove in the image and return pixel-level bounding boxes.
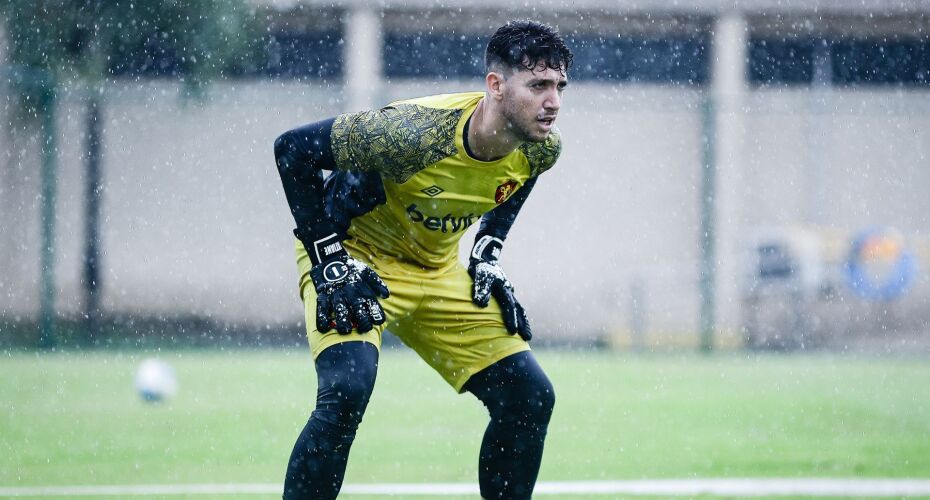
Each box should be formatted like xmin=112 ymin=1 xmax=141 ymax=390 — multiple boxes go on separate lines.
xmin=468 ymin=235 xmax=532 ymax=341
xmin=303 ymin=232 xmax=390 ymax=334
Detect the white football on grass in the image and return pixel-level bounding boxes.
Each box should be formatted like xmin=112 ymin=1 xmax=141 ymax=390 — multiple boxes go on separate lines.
xmin=135 ymin=358 xmax=178 ymax=402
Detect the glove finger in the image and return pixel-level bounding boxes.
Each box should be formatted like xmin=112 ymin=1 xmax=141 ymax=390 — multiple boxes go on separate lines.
xmin=352 ymin=297 xmax=373 ymax=333
xmin=493 ymin=284 xmax=520 ymax=334
xmin=316 ymin=292 xmax=333 ymax=333
xmin=362 ymin=267 xmax=390 ymax=298
xmin=369 ymin=299 xmax=387 ymax=326
xmin=333 ymin=297 xmax=353 ymax=334
xmin=517 ymin=303 xmax=532 ymax=341
xmin=472 ymin=275 xmax=493 ymax=307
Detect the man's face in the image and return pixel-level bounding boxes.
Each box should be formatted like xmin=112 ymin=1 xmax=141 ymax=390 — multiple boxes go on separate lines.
xmin=499 ymin=61 xmax=568 ymax=143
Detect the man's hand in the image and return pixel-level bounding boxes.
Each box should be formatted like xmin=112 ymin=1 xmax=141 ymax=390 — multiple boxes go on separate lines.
xmin=468 ymin=235 xmax=532 ymax=341
xmin=310 ymin=255 xmax=390 ymax=334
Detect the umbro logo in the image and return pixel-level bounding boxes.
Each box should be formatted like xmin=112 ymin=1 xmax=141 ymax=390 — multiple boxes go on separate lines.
xmin=421 ymin=185 xmax=444 ymax=197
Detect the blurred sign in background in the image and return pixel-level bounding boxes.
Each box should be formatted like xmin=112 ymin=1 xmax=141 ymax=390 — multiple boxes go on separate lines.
xmin=1 ymin=0 xmax=928 ymax=351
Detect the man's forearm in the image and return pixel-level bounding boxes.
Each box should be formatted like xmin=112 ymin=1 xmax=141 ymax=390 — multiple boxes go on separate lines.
xmin=476 ymin=176 xmax=538 ymax=242
xmin=273 ymin=117 xmax=344 ymax=265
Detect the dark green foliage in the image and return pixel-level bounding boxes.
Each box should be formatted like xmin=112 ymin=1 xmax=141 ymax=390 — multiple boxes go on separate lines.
xmin=1 ymin=1 xmax=266 ymax=348
xmin=2 ymin=0 xmax=262 ymax=117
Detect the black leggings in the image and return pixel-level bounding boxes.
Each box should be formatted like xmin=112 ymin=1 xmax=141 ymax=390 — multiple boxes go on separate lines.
xmin=463 ymin=348 xmax=556 ymax=499
xmin=283 ymin=342 xmax=555 ymax=499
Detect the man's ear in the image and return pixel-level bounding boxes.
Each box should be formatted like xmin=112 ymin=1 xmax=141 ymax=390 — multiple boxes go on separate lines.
xmin=486 ymin=71 xmax=505 ymax=102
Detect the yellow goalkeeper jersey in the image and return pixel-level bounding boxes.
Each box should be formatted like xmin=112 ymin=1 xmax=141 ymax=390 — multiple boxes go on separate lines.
xmin=313 ymin=91 xmax=561 ymax=269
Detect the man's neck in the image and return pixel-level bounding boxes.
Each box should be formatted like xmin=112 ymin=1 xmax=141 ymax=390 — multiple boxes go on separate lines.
xmin=466 ymin=98 xmax=522 ymax=162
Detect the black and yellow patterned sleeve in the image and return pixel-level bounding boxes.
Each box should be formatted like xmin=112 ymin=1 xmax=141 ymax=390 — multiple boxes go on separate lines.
xmin=519 ymin=126 xmax=562 ymax=177
xmin=331 ymin=104 xmax=462 ymax=183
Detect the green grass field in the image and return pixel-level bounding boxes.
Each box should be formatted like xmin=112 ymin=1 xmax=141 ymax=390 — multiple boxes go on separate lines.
xmin=2 ymin=348 xmax=929 ymax=498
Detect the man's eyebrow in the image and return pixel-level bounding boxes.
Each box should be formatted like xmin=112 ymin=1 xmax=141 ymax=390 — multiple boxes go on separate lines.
xmin=528 ymin=77 xmax=567 ymax=85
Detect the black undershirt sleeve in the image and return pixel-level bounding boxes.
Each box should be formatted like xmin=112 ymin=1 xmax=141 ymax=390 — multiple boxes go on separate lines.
xmin=476 ymin=175 xmax=538 ymax=242
xmin=273 ymin=118 xmax=341 ymax=263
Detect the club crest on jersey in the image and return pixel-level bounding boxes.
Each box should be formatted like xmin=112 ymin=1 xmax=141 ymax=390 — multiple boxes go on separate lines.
xmin=494 ymin=180 xmax=519 ymax=204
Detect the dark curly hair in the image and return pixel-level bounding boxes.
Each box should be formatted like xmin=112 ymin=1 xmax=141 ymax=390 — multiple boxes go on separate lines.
xmin=485 ymin=20 xmax=573 ymax=75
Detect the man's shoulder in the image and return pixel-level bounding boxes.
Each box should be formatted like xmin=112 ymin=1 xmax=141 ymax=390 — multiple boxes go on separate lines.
xmin=379 ymin=92 xmax=473 ymax=144
xmin=519 ymin=127 xmax=563 ymax=177
xmin=331 ymin=93 xmax=482 ymax=183
xmin=377 ymin=92 xmax=481 ymax=143
xmin=390 ymin=91 xmax=484 ymax=111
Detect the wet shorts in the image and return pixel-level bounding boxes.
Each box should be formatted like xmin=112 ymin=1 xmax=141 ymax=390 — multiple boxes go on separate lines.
xmin=296 ymin=238 xmax=530 ymax=392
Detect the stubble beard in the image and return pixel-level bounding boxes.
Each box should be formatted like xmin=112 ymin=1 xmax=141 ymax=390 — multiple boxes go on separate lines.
xmin=502 ymin=96 xmax=548 ymax=144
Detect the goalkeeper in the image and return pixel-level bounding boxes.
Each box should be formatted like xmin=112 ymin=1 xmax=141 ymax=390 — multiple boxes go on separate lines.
xmin=274 ymin=20 xmax=572 ymax=500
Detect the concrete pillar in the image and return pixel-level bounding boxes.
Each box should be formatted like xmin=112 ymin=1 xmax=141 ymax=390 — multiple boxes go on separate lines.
xmin=343 ymin=6 xmax=383 ymax=112
xmin=805 ymin=38 xmax=833 ymax=225
xmin=0 ymin=18 xmax=15 ymax=312
xmin=709 ymin=12 xmax=749 ymax=339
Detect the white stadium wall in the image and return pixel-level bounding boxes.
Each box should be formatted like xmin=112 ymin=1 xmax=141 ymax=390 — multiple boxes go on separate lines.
xmin=3 ymin=79 xmax=929 ymax=346
xmin=1 ymin=82 xmax=345 ymax=326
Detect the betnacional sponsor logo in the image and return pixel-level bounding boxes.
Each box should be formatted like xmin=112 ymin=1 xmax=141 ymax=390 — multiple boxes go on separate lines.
xmin=406 ymin=204 xmax=476 ymax=233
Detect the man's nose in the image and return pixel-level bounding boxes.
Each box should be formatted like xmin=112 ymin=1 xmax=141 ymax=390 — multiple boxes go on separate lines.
xmin=544 ymin=89 xmax=561 ymax=112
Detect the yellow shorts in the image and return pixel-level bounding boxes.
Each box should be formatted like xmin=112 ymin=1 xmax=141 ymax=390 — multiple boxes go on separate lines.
xmin=296 ymin=238 xmax=530 ymax=392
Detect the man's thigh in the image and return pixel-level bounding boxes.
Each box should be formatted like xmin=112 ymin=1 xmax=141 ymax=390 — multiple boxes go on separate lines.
xmin=391 ymin=262 xmax=530 ymax=393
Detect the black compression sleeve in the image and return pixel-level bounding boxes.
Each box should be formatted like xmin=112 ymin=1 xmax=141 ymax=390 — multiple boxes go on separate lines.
xmin=283 ymin=342 xmax=378 ymax=499
xmin=476 ymin=176 xmax=538 ymax=242
xmin=463 ymin=351 xmax=554 ymax=499
xmin=273 ymin=118 xmax=343 ymax=264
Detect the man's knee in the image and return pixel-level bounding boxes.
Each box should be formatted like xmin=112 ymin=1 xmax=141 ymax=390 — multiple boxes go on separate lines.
xmin=489 ymin=369 xmax=555 ymax=426
xmin=468 ymin=352 xmax=556 ymax=425
xmin=312 ymin=342 xmax=379 ymax=434
xmin=319 ymin=374 xmax=372 ymax=410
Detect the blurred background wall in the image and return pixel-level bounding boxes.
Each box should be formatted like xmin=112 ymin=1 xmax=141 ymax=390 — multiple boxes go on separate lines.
xmin=1 ymin=0 xmax=928 ymax=350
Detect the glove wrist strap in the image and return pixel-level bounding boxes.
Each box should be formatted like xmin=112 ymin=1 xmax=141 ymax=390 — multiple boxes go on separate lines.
xmin=296 ymin=229 xmax=348 ymax=266
xmin=471 ymin=234 xmax=504 ymax=262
